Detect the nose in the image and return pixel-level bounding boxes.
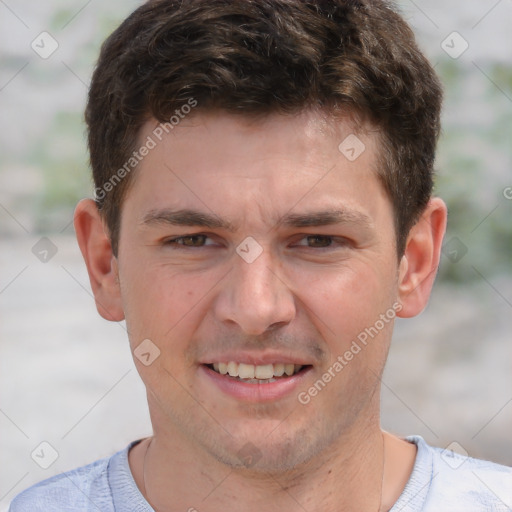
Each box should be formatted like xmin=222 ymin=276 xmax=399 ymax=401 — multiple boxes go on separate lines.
xmin=213 ymin=246 xmax=296 ymax=336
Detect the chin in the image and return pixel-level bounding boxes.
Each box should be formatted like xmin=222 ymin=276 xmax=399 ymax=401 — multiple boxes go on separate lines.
xmin=203 ymin=421 xmax=337 ymax=475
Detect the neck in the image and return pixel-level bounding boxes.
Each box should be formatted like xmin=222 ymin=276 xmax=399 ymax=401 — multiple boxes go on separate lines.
xmin=131 ymin=424 xmax=399 ymax=512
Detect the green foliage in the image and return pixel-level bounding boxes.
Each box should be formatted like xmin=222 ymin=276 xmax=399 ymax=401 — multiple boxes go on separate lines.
xmin=29 ymin=111 xmax=92 ymax=232
xmin=435 ymin=62 xmax=512 ymax=282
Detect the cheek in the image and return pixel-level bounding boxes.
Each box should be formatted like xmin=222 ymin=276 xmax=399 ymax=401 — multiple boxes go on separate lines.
xmin=119 ymin=261 xmax=210 ymax=350
xmin=119 ymin=263 xmax=218 ymax=396
xmin=297 ymin=263 xmax=392 ymax=339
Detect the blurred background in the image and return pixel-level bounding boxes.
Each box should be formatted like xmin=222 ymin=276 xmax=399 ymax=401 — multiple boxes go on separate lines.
xmin=0 ymin=0 xmax=511 ymax=509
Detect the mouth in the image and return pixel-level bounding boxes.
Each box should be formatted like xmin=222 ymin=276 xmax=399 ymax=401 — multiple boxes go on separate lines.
xmin=205 ymin=362 xmax=309 ymax=384
xmin=200 ymin=361 xmax=312 ymax=402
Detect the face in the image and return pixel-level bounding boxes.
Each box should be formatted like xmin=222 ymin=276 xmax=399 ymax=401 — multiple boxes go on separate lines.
xmin=115 ymin=110 xmax=402 ymax=472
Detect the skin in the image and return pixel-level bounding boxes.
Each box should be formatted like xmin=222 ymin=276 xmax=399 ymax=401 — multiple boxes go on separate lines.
xmin=75 ymin=109 xmax=447 ymax=511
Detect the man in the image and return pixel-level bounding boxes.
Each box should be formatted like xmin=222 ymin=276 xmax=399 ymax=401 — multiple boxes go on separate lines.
xmin=10 ymin=0 xmax=511 ymax=510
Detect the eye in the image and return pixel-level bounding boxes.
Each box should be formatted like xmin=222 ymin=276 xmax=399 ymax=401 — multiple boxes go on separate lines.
xmin=303 ymin=235 xmax=333 ymax=248
xmin=294 ymin=235 xmax=344 ymax=249
xmin=163 ymin=234 xmax=215 ymax=248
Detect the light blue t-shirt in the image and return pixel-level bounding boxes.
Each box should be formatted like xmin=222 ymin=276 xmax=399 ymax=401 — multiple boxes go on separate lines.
xmin=9 ymin=436 xmax=512 ymax=511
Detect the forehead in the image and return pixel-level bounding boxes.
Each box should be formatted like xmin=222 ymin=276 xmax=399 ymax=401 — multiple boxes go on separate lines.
xmin=138 ymin=108 xmax=377 ymax=164
xmin=123 ymin=109 xmax=389 ymax=230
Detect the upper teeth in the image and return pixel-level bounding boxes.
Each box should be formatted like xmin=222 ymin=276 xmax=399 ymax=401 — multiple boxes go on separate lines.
xmin=212 ymin=362 xmax=302 ymax=379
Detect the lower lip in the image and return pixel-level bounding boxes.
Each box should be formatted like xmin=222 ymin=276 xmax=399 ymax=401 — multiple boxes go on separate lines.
xmin=199 ymin=364 xmax=312 ymax=402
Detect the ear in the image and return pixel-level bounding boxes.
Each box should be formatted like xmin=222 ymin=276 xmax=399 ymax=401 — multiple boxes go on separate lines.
xmin=74 ymin=199 xmax=125 ymax=322
xmin=397 ymin=197 xmax=447 ymax=318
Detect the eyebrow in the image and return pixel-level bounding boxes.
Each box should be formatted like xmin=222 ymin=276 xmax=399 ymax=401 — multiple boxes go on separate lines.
xmin=141 ymin=209 xmax=236 ymax=231
xmin=279 ymin=210 xmax=372 ymax=229
xmin=140 ymin=208 xmax=373 ymax=231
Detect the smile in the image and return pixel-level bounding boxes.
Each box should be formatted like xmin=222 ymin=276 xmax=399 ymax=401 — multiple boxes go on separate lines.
xmin=200 ymin=361 xmax=312 ymax=401
xmin=207 ymin=362 xmax=305 ymax=383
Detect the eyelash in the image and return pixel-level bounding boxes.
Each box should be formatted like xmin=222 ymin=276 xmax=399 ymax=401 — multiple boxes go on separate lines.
xmin=163 ymin=234 xmax=348 ymax=250
xmin=163 ymin=235 xmax=217 ymax=248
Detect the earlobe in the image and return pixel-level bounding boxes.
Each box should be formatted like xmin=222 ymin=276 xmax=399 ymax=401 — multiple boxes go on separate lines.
xmin=74 ymin=199 xmax=125 ymax=322
xmin=397 ymin=198 xmax=447 ymax=318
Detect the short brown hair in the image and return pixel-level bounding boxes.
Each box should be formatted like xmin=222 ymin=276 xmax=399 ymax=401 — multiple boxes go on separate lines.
xmin=86 ymin=0 xmax=443 ymax=256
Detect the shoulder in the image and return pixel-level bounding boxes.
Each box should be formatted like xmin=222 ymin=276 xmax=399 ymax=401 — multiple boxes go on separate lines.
xmin=8 ymin=448 xmax=125 ymax=512
xmin=404 ymin=436 xmax=512 ymax=512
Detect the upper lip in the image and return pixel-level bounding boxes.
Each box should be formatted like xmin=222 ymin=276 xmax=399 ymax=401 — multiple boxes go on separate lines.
xmin=200 ymin=351 xmax=313 ymax=366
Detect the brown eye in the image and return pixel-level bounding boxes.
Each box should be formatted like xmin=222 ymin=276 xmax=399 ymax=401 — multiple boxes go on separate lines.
xmin=165 ymin=235 xmax=211 ymax=247
xmin=306 ymin=235 xmax=333 ymax=248
xmin=292 ymin=235 xmax=350 ymax=250
xmin=180 ymin=235 xmax=207 ymax=247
